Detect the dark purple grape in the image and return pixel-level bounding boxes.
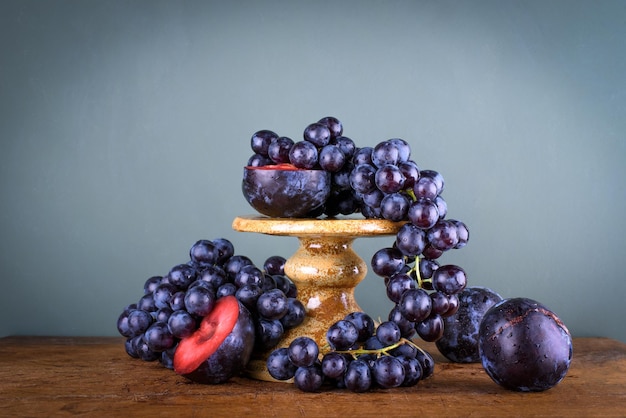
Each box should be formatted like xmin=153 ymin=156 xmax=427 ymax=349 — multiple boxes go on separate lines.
xmin=183 ymin=285 xmax=215 ymax=317
xmin=479 ymin=298 xmax=573 ymax=392
xmin=415 ymin=349 xmax=435 ymax=379
xmin=350 ymin=163 xmax=377 ymax=194
xmin=169 ymin=291 xmax=186 ymax=311
xmin=450 ymin=219 xmax=469 ymax=249
xmin=197 ymin=265 xmax=228 ymax=289
xmin=344 ymin=359 xmax=372 ymax=393
xmin=235 ymin=283 xmax=262 ymax=313
xmin=372 ymin=140 xmax=400 ymax=168
xmin=266 ymin=347 xmax=297 ymax=380
xmin=380 ymin=192 xmax=410 ymax=222
xmin=294 ymin=364 xmax=324 ymax=392
xmin=303 ymin=122 xmax=331 ymax=147
xmin=371 ymin=247 xmax=405 ymax=277
xmin=399 ymin=355 xmax=422 ymax=387
xmin=247 ymin=153 xmax=273 ymax=167
xmin=415 ymin=313 xmax=444 ymax=342
xmin=216 ymin=282 xmax=237 ymax=298
xmin=263 ymin=255 xmax=286 ymax=276
xmin=375 ymin=164 xmax=405 ymax=194
xmin=321 ymin=351 xmax=349 ymax=379
xmin=318 ymin=116 xmax=343 ymax=139
xmin=250 ymin=129 xmax=278 ymax=156
xmin=267 ymin=136 xmax=294 ymax=164
xmin=372 ymin=356 xmax=405 ymax=388
xmin=319 ymin=144 xmax=346 ymax=172
xmin=326 ymin=320 xmax=359 ymax=351
xmin=395 ymin=223 xmax=426 ymax=257
xmin=234 ymin=264 xmax=264 ymax=288
xmin=352 ymin=147 xmax=373 ymax=165
xmin=418 ymin=258 xmax=439 ymax=280
xmin=144 ymin=322 xmax=175 ymax=352
xmin=344 ymin=311 xmax=375 ymax=342
xmin=386 ymin=273 xmax=416 ymax=304
xmin=128 ymin=309 xmax=154 ymax=336
xmin=153 ymin=283 xmax=177 ymax=309
xmin=212 ymin=238 xmax=234 ymax=264
xmin=143 ymin=276 xmax=162 ymax=294
xmin=388 ymin=138 xmax=411 ymax=162
xmin=408 ymin=199 xmax=439 ymax=230
xmin=413 ymin=176 xmax=439 ymax=200
xmin=334 ymin=136 xmax=356 ymax=159
xmin=399 ymin=288 xmax=432 ymax=323
xmin=289 ymin=140 xmax=319 ymax=169
xmin=388 ymin=305 xmax=416 ymax=338
xmin=167 ymin=309 xmax=197 ymax=339
xmin=432 ymin=265 xmax=466 ymax=295
xmin=420 ymin=169 xmax=444 ymax=195
xmin=189 ymin=239 xmax=218 ymax=266
xmin=256 ymin=288 xmax=288 ymax=320
xmin=398 ymin=160 xmax=419 ymax=188
xmin=434 ymin=195 xmax=448 ymax=219
xmin=224 ymin=255 xmax=254 ymax=280
xmin=427 ymin=220 xmax=459 ymax=251
xmin=376 ymin=321 xmax=401 ymax=346
xmin=167 ymin=264 xmax=197 ymax=290
xmin=137 ymin=293 xmax=157 ymax=312
xmin=255 ymin=318 xmax=284 ymax=350
xmin=280 ymin=298 xmax=306 ymax=329
xmin=288 ymin=337 xmax=319 ymax=368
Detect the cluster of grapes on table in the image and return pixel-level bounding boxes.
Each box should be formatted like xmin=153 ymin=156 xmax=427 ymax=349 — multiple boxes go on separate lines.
xmin=267 ymin=312 xmax=435 ymax=392
xmin=116 ymin=238 xmax=306 ymax=367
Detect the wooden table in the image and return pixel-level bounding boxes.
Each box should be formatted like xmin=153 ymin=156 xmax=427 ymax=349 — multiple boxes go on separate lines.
xmin=1 ymin=336 xmax=625 ymax=417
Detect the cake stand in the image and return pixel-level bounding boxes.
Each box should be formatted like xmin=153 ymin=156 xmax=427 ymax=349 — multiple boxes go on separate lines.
xmin=232 ymin=215 xmax=404 ymax=381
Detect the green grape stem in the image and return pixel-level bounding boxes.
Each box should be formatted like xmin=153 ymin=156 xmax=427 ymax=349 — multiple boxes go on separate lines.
xmin=326 ymin=338 xmax=423 ymax=360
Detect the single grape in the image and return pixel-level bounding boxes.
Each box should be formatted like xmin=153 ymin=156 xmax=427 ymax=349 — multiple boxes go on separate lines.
xmin=189 ymin=239 xmax=218 ymax=266
xmin=280 ymin=298 xmax=306 ymax=329
xmin=326 ymin=320 xmax=359 ymax=351
xmin=288 ymin=337 xmax=319 ymax=368
xmin=415 ymin=313 xmax=444 ymax=342
xmin=294 ymin=364 xmax=324 ymax=392
xmin=319 ymin=144 xmax=346 ymax=172
xmin=375 ymin=164 xmax=405 ymax=194
xmin=167 ymin=309 xmax=197 ymax=339
xmin=143 ymin=276 xmax=162 ymax=294
xmin=318 ymin=116 xmax=343 ymax=139
xmin=408 ymin=199 xmax=440 ymax=230
xmin=386 ymin=273 xmax=416 ymax=304
xmin=350 ymin=163 xmax=377 ymax=194
xmin=376 ymin=321 xmax=401 ymax=346
xmin=352 ymin=147 xmax=373 ymax=165
xmin=263 ymin=255 xmax=286 ymax=276
xmin=266 ymin=347 xmax=297 ymax=380
xmin=380 ymin=192 xmax=410 ymax=222
xmin=344 ymin=359 xmax=372 ymax=393
xmin=184 ymin=285 xmax=215 ymax=317
xmin=256 ymin=288 xmax=288 ymax=320
xmin=267 ymin=136 xmax=294 ymax=164
xmin=399 ymin=288 xmax=432 ymax=323
xmin=344 ymin=311 xmax=375 ymax=342
xmin=255 ymin=318 xmax=284 ymax=350
xmin=144 ymin=322 xmax=175 ymax=352
xmin=432 ymin=265 xmax=467 ymax=295
xmin=419 ymin=169 xmax=444 ymax=195
xmin=395 ymin=223 xmax=426 ymax=257
xmin=372 ymin=140 xmax=400 ymax=168
xmin=321 ymin=351 xmax=349 ymax=379
xmin=250 ymin=129 xmax=278 ymax=156
xmin=289 ymin=140 xmax=319 ymax=169
xmin=371 ymin=247 xmax=405 ymax=277
xmin=398 ymin=355 xmax=422 ymax=387
xmin=127 ymin=309 xmax=154 ymax=337
xmin=371 ymin=355 xmax=405 ymax=388
xmin=303 ymin=122 xmax=331 ymax=147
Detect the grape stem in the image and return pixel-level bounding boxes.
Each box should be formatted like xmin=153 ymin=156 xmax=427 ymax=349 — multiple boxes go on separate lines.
xmin=328 ymin=338 xmax=422 ymax=360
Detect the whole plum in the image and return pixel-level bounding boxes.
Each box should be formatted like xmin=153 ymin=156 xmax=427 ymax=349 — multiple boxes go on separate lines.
xmin=242 ymin=164 xmax=331 ymax=218
xmin=478 ymin=297 xmax=573 ymax=392
xmin=436 ymin=286 xmax=502 ymax=363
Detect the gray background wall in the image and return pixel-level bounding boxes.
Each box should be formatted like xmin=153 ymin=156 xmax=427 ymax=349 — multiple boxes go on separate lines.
xmin=1 ymin=0 xmax=625 ymax=343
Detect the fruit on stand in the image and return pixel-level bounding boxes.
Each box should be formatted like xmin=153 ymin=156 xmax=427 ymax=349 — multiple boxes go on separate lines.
xmin=242 ymin=164 xmax=331 ymax=218
xmin=478 ymin=297 xmax=573 ymax=392
xmin=436 ymin=287 xmax=503 ymax=363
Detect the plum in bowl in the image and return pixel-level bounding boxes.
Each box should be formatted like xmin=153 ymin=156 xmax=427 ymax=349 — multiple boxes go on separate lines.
xmin=242 ymin=164 xmax=331 ymax=218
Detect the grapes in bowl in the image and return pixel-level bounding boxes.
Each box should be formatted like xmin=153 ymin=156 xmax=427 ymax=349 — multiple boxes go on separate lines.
xmin=242 ymin=163 xmax=331 ymax=218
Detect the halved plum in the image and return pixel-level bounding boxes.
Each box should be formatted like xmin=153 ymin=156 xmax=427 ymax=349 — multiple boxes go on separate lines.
xmin=242 ymin=163 xmax=331 ymax=218
xmin=173 ymin=295 xmax=255 ymax=384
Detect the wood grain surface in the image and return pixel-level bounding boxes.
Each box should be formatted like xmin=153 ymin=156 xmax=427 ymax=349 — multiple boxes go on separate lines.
xmin=1 ymin=336 xmax=624 ymax=417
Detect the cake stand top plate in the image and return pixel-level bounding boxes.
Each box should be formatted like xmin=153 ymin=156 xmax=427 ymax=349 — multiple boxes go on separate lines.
xmin=232 ymin=215 xmax=404 ymax=237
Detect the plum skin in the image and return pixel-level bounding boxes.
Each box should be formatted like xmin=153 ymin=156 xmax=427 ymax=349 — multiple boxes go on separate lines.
xmin=181 ymin=301 xmax=256 ymax=384
xmin=436 ymin=286 xmax=502 ymax=363
xmin=478 ymin=297 xmax=573 ymax=392
xmin=242 ymin=166 xmax=331 ymax=218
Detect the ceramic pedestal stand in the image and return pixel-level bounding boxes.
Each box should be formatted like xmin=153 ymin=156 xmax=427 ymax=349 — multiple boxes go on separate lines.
xmin=232 ymin=215 xmax=403 ymax=381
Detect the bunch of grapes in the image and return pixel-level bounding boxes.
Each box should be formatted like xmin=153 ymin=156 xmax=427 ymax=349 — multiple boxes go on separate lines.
xmin=355 ymin=138 xmax=469 ymax=342
xmin=116 ymin=238 xmax=306 ymax=368
xmin=246 ymin=116 xmax=361 ymax=217
xmin=266 ymin=311 xmax=435 ymax=392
